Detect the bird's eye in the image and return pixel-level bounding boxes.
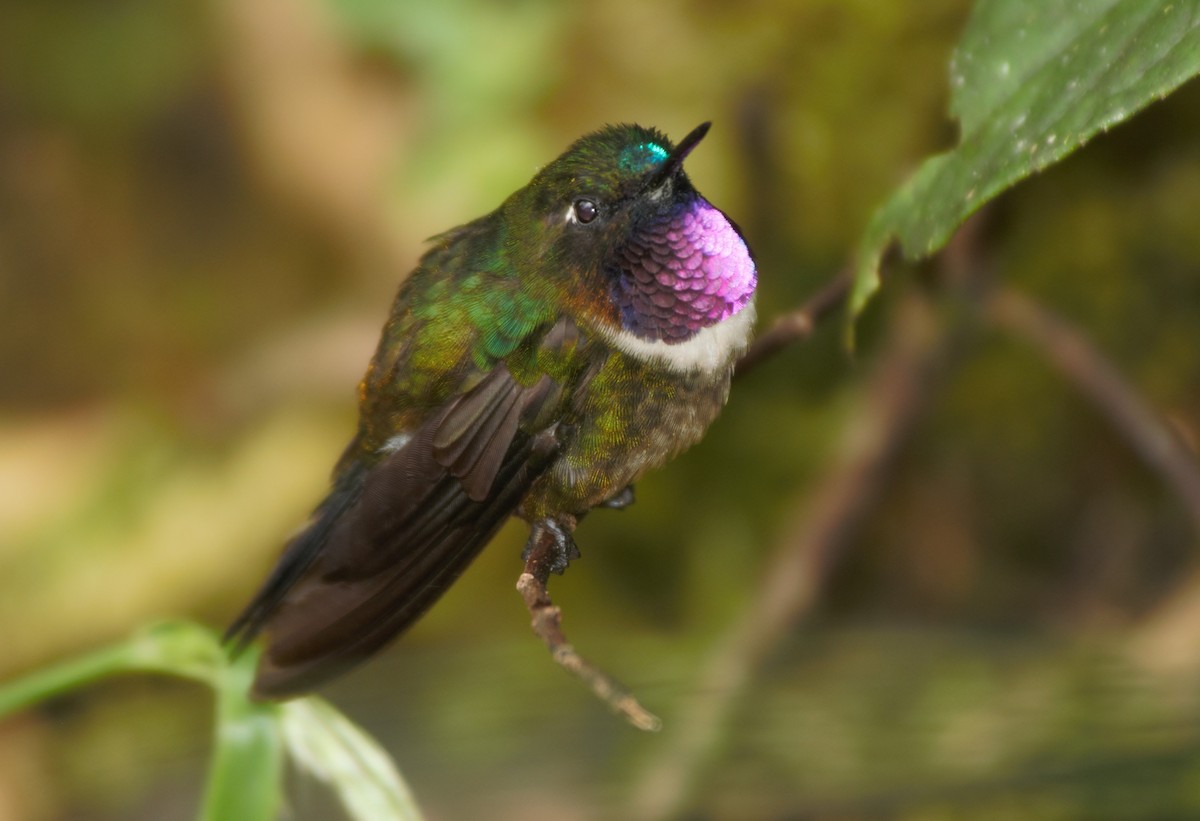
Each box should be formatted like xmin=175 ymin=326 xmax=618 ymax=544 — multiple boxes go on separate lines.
xmin=573 ymin=199 xmax=598 ymax=224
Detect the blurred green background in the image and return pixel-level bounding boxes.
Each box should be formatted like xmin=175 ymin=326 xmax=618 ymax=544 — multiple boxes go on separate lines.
xmin=3 ymin=0 xmax=1200 ymax=818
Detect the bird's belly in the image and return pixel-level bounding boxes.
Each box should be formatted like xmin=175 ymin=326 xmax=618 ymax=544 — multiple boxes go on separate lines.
xmin=520 ymin=360 xmax=733 ymax=519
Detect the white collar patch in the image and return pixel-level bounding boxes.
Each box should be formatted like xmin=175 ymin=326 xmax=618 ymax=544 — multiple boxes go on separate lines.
xmin=598 ymin=301 xmax=756 ymax=375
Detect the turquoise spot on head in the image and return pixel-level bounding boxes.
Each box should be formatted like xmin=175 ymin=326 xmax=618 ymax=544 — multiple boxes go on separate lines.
xmin=643 ymin=142 xmax=669 ymax=163
xmin=620 ymin=141 xmax=669 ymax=173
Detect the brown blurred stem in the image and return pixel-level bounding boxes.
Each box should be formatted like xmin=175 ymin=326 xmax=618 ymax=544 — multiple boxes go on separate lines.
xmin=517 ymin=529 xmax=662 ymax=733
xmin=734 ymin=266 xmax=853 ymax=379
xmin=627 ymin=209 xmax=1200 ymax=814
xmin=986 ymin=287 xmax=1200 ymax=530
xmin=629 ymin=224 xmax=987 ymax=819
xmin=631 ymin=290 xmax=957 ymax=819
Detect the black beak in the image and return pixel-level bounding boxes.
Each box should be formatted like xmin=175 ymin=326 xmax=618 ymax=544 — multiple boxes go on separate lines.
xmin=646 ymin=121 xmax=711 ymax=190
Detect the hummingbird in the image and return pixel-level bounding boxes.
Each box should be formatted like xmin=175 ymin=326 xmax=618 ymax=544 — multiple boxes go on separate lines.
xmin=226 ymin=122 xmax=757 ymax=697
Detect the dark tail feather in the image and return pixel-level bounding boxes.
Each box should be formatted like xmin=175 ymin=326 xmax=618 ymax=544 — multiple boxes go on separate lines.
xmin=224 ymin=462 xmax=368 ymax=656
xmin=247 ymin=427 xmax=560 ymax=698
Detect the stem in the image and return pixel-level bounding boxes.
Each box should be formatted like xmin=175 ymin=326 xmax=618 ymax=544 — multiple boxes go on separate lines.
xmin=0 ymin=643 xmax=137 ymax=717
xmin=734 ymin=267 xmax=853 ymax=379
xmin=199 ymin=649 xmax=285 ymax=821
xmin=517 ymin=531 xmax=662 ymax=733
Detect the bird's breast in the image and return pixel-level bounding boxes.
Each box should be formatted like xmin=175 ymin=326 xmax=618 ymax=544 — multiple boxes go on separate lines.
xmin=518 ymin=336 xmax=741 ymax=520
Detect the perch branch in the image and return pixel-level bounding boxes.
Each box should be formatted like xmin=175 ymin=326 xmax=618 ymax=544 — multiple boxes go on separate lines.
xmin=517 ymin=534 xmax=662 ymax=733
xmin=734 ymin=266 xmax=853 ymax=379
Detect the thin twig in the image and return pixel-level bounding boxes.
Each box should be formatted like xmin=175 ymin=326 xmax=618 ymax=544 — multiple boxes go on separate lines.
xmin=734 ymin=266 xmax=854 ymax=379
xmin=986 ymin=287 xmax=1200 ymax=531
xmin=517 ymin=533 xmax=662 ymax=733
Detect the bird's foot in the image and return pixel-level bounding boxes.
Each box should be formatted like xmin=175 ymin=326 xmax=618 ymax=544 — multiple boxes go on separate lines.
xmin=515 ymin=515 xmax=661 ymax=732
xmin=600 ymin=485 xmax=635 ymax=510
xmin=522 ymin=517 xmax=580 ymax=577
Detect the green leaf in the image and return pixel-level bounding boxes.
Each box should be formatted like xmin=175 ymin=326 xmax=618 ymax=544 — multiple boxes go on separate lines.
xmin=281 ymin=697 xmax=426 ymax=821
xmin=850 ymin=0 xmax=1200 ymax=323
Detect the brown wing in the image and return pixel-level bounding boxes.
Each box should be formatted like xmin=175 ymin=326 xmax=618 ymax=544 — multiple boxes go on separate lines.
xmin=226 ymin=348 xmax=575 ymax=698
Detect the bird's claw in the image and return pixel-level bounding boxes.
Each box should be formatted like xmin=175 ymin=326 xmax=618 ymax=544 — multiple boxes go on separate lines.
xmin=600 ymin=485 xmax=635 ymax=510
xmin=522 ymin=518 xmax=580 ymax=576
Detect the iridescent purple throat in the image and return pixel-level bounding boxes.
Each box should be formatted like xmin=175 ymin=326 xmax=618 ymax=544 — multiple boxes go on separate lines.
xmin=612 ymin=197 xmax=756 ymax=343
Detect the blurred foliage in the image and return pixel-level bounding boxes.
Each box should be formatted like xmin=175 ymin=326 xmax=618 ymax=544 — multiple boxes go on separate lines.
xmin=1 ymin=0 xmax=1199 ymax=819
xmin=0 ymin=622 xmax=421 ymax=820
